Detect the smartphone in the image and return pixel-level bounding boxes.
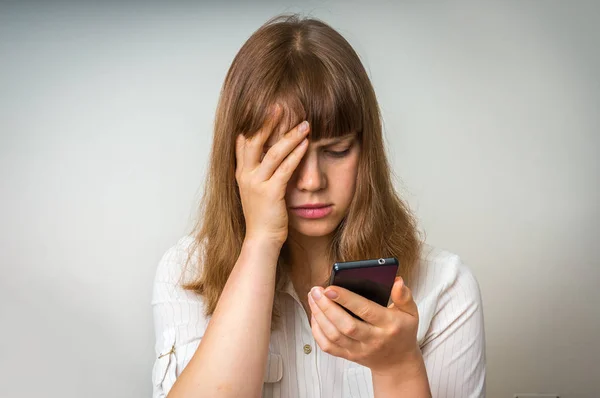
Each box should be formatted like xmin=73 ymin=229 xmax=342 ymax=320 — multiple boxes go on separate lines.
xmin=328 ymin=257 xmax=399 ymax=319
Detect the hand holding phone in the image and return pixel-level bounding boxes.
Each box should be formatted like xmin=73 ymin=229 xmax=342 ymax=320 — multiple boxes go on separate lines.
xmin=311 ymin=259 xmax=423 ymax=386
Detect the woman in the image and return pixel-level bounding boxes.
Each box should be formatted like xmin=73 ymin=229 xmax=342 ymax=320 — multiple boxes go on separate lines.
xmin=152 ymin=15 xmax=486 ymax=398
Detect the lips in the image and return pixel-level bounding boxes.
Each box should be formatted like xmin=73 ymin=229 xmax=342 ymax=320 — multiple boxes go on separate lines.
xmin=292 ymin=203 xmax=330 ymax=209
xmin=290 ymin=204 xmax=333 ymax=219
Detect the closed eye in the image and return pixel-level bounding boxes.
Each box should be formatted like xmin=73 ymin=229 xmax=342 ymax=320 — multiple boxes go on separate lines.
xmin=325 ymin=148 xmax=351 ymax=158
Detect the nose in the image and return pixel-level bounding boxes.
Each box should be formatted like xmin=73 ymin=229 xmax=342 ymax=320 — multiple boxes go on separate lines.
xmin=293 ymin=149 xmax=326 ymax=192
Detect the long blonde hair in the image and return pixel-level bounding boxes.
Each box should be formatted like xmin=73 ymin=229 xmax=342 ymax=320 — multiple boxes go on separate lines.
xmin=185 ymin=15 xmax=421 ymax=321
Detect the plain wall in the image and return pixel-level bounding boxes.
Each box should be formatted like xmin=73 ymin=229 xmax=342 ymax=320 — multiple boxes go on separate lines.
xmin=1 ymin=1 xmax=598 ymax=397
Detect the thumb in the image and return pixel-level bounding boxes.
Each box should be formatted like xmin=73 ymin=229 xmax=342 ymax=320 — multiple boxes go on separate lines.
xmin=389 ymin=277 xmax=418 ymax=318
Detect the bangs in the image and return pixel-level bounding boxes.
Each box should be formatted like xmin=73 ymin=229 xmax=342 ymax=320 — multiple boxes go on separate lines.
xmin=240 ymin=51 xmax=365 ymax=141
xmin=275 ymin=53 xmax=364 ymax=141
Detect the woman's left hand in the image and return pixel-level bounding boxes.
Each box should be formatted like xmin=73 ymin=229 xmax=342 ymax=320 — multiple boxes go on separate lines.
xmin=308 ymin=277 xmax=422 ymax=376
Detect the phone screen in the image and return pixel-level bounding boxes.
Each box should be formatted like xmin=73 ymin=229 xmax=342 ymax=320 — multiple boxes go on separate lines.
xmin=330 ymin=263 xmax=398 ymax=307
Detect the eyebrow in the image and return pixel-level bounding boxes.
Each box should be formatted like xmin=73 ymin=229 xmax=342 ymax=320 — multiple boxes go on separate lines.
xmin=316 ymin=134 xmax=356 ymax=146
xmin=264 ymin=133 xmax=355 ymax=150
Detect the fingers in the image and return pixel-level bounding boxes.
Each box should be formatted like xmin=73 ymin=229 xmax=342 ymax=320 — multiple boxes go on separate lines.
xmin=237 ymin=103 xmax=310 ymax=184
xmin=308 ymin=293 xmax=358 ymax=347
xmin=309 ymin=287 xmax=371 ymax=341
xmin=310 ymin=313 xmax=351 ymax=359
xmin=256 ymin=120 xmax=310 ymax=181
xmin=271 ymin=137 xmax=309 ymax=182
xmin=243 ymin=105 xmax=283 ymax=169
xmin=322 ymin=285 xmax=387 ymax=325
xmin=389 ymin=277 xmax=418 ymax=318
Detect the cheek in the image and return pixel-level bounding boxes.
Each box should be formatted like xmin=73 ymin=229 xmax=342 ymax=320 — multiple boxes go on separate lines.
xmin=332 ymin=157 xmax=359 ymax=201
xmin=284 ymin=179 xmax=297 ymax=202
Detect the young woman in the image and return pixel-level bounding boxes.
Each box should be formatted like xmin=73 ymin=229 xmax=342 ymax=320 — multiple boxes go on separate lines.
xmin=152 ymin=15 xmax=486 ymax=398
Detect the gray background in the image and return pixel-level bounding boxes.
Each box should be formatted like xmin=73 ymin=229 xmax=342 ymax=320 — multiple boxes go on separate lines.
xmin=1 ymin=1 xmax=598 ymax=397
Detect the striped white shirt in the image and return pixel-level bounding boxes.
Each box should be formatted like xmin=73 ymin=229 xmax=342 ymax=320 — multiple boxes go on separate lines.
xmin=152 ymin=236 xmax=486 ymax=398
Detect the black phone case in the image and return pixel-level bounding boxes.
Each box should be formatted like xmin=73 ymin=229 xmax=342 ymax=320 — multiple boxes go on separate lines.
xmin=328 ymin=257 xmax=399 ymax=319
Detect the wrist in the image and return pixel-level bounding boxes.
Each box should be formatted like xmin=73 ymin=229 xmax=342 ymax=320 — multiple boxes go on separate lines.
xmin=372 ymin=348 xmax=428 ymax=385
xmin=371 ymin=349 xmax=431 ymax=398
xmin=241 ymin=236 xmax=282 ymax=261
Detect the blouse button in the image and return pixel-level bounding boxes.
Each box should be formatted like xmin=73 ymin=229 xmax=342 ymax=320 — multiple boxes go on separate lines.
xmin=303 ymin=344 xmax=312 ymax=354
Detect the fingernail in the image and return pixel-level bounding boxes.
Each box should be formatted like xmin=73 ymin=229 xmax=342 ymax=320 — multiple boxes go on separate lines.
xmin=298 ymin=121 xmax=309 ymax=133
xmin=311 ymin=286 xmax=322 ymax=300
xmin=324 ymin=289 xmax=338 ymax=300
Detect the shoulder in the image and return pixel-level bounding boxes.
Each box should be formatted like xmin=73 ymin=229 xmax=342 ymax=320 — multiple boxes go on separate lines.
xmin=154 ymin=235 xmax=202 ymax=287
xmin=411 ymin=244 xmax=484 ymax=344
xmin=412 ymin=244 xmax=481 ymax=298
xmin=152 ymin=235 xmax=205 ymax=307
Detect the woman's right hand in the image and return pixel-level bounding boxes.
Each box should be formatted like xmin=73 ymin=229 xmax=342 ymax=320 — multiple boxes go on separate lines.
xmin=235 ymin=105 xmax=311 ymax=246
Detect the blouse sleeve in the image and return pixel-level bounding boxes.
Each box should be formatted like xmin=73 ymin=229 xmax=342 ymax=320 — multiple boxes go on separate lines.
xmin=418 ymin=253 xmax=487 ymax=398
xmin=151 ymin=237 xmax=209 ymax=398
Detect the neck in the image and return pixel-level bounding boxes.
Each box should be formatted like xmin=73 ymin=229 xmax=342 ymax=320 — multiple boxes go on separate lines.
xmin=285 ymin=231 xmax=334 ymax=295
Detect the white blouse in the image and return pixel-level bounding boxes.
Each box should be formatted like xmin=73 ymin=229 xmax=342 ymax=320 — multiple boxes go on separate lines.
xmin=152 ymin=236 xmax=486 ymax=398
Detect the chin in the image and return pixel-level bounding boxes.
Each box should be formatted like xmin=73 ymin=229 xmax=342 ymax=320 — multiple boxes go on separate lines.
xmin=289 ymin=218 xmax=340 ymax=238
